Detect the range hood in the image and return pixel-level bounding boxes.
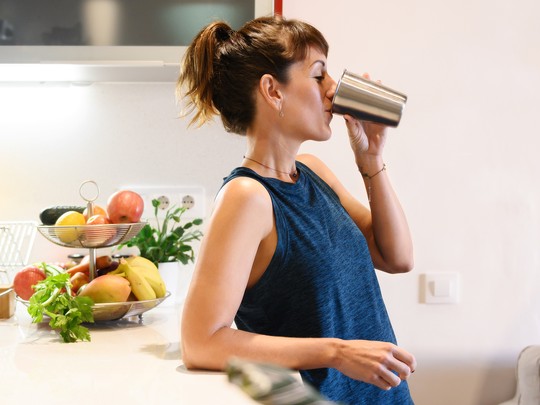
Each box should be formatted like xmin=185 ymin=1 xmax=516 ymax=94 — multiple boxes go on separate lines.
xmin=0 ymin=62 xmax=180 ymax=84
xmin=0 ymin=0 xmax=277 ymax=83
xmin=0 ymin=47 xmax=184 ymax=83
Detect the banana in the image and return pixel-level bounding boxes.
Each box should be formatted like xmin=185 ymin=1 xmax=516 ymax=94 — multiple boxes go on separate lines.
xmin=125 ymin=256 xmax=167 ymax=298
xmin=125 ymin=255 xmax=155 ymax=268
xmin=117 ymin=259 xmax=156 ymax=301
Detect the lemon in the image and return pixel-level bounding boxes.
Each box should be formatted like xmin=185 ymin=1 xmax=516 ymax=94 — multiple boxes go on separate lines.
xmin=55 ymin=211 xmax=86 ymax=243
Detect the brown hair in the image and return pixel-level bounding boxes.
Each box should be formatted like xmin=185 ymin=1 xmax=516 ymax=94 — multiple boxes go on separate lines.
xmin=177 ymin=15 xmax=329 ymax=135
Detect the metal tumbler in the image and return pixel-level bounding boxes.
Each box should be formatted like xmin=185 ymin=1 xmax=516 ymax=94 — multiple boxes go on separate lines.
xmin=331 ymin=69 xmax=407 ymax=127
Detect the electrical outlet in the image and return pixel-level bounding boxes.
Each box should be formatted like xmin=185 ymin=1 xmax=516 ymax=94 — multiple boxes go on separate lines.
xmin=156 ymin=195 xmax=170 ymax=210
xmin=124 ymin=186 xmax=206 ymax=220
xmin=181 ymin=195 xmax=195 ymax=210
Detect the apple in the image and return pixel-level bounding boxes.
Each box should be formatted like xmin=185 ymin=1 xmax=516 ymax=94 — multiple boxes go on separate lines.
xmin=13 ymin=266 xmax=47 ymax=300
xmin=107 ymin=190 xmax=144 ymax=224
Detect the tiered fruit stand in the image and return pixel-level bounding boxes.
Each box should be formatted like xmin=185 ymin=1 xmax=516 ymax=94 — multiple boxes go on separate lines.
xmin=32 ymin=181 xmax=169 ymax=321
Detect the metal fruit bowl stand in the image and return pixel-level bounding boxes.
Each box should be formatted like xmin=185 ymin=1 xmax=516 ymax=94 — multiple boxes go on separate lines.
xmin=17 ymin=292 xmax=171 ymax=322
xmin=36 ymin=222 xmax=145 ymax=249
xmin=31 ymin=180 xmax=169 ymax=322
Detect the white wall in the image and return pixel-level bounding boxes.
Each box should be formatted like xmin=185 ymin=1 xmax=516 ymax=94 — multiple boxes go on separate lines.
xmin=284 ymin=0 xmax=540 ymax=404
xmin=0 ymin=0 xmax=539 ymax=404
xmin=0 ymin=82 xmax=244 ymax=260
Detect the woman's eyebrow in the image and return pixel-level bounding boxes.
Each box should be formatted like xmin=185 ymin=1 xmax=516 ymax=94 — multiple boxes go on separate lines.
xmin=310 ymin=59 xmax=326 ymax=68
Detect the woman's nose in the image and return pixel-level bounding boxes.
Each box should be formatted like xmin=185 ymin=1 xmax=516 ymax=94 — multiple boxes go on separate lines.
xmin=326 ymin=76 xmax=337 ymax=100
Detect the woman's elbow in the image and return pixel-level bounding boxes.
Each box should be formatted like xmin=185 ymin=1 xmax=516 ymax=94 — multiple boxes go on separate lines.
xmin=389 ymin=255 xmax=414 ymax=274
xmin=392 ymin=260 xmax=414 ymax=274
xmin=181 ymin=326 xmax=229 ymax=371
xmin=180 ymin=337 xmax=198 ymax=370
xmin=378 ymin=252 xmax=414 ymax=274
xmin=181 ymin=338 xmax=216 ymax=371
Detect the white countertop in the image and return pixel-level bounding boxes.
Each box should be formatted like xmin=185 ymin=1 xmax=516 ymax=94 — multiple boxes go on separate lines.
xmin=0 ymin=302 xmax=256 ymax=405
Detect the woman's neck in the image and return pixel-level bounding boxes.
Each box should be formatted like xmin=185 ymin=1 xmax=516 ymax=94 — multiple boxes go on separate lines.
xmin=243 ymin=134 xmax=300 ymax=181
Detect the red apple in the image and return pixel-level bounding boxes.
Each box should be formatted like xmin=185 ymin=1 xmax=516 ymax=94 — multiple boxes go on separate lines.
xmin=13 ymin=266 xmax=47 ymax=300
xmin=106 ymin=190 xmax=144 ymax=224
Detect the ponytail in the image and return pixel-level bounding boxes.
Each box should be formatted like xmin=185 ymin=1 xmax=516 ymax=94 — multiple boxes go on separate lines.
xmin=177 ymin=21 xmax=233 ymax=127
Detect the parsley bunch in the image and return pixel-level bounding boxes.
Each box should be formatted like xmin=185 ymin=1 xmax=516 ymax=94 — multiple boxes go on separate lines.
xmin=28 ymin=273 xmax=94 ymax=343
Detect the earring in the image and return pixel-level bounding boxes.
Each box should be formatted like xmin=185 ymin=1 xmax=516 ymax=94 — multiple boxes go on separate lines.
xmin=279 ymin=104 xmax=284 ymax=118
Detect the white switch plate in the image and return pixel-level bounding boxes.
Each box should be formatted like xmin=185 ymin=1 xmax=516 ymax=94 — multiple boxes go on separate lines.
xmin=422 ymin=272 xmax=460 ymax=304
xmin=124 ymin=186 xmax=206 ymax=220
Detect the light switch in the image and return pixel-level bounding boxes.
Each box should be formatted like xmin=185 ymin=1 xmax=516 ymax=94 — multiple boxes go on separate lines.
xmin=433 ymin=279 xmax=451 ymax=297
xmin=423 ymin=272 xmax=459 ymax=304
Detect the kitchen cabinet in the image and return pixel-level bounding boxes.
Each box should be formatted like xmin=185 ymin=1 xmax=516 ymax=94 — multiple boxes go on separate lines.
xmin=0 ymin=0 xmax=277 ymax=82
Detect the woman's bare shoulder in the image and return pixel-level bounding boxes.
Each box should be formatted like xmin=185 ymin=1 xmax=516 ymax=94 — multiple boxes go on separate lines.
xmin=211 ymin=175 xmax=274 ymax=234
xmin=217 ymin=175 xmax=271 ymax=207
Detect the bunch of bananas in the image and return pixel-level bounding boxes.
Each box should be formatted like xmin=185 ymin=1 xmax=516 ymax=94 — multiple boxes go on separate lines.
xmin=111 ymin=257 xmax=167 ymax=301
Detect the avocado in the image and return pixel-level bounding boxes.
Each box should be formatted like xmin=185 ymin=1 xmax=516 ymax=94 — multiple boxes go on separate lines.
xmin=39 ymin=206 xmax=86 ymax=225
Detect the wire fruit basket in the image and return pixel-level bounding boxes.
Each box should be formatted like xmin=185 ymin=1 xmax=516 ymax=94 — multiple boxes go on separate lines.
xmin=37 ymin=222 xmax=145 ymax=249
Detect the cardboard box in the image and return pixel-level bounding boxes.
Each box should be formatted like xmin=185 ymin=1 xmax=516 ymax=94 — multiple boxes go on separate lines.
xmin=0 ymin=284 xmax=15 ymax=319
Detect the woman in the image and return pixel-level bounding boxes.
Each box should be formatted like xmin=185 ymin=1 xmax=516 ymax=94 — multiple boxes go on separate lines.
xmin=177 ymin=15 xmax=416 ymax=404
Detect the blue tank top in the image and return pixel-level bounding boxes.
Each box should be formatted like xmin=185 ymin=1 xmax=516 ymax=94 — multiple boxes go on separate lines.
xmin=222 ymin=161 xmax=414 ymax=405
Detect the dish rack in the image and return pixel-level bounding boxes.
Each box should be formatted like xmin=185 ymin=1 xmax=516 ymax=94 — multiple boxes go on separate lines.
xmin=0 ymin=221 xmax=37 ymax=285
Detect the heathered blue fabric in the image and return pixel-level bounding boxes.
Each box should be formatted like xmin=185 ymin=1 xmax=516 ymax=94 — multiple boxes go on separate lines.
xmin=222 ymin=161 xmax=414 ymax=405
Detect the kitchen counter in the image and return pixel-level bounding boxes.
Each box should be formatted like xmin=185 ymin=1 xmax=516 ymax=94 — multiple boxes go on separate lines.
xmin=0 ymin=302 xmax=256 ymax=405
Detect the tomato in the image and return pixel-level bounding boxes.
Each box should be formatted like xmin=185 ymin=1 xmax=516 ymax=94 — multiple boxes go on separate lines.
xmin=106 ymin=190 xmax=144 ymax=223
xmin=13 ymin=266 xmax=47 ymax=300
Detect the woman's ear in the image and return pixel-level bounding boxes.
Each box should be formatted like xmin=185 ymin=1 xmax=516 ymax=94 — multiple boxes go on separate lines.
xmin=258 ymin=73 xmax=283 ymax=113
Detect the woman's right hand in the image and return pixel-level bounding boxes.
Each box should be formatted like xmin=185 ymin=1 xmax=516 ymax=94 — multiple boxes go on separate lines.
xmin=334 ymin=340 xmax=416 ymax=390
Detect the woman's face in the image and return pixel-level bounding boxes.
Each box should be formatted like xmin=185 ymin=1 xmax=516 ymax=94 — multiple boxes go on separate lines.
xmin=280 ymin=47 xmax=336 ymax=142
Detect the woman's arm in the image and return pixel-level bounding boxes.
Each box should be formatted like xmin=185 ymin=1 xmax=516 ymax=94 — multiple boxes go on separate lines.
xmin=298 ymin=148 xmax=413 ymax=274
xmin=181 ymin=176 xmax=415 ymax=389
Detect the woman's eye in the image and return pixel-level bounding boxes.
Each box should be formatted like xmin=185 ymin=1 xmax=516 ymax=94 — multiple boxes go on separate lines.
xmin=314 ymin=75 xmax=324 ymax=82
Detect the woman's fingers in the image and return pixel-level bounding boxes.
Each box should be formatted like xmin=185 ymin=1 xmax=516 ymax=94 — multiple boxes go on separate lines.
xmin=393 ymin=346 xmax=417 ymax=375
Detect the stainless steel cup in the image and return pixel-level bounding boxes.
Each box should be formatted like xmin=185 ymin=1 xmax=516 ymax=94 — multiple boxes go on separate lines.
xmin=332 ymin=69 xmax=407 ymax=127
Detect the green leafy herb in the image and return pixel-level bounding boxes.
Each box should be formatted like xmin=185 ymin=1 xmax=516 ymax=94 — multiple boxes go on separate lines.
xmin=35 ymin=262 xmax=64 ymax=277
xmin=28 ymin=273 xmax=94 ymax=343
xmin=117 ymin=198 xmax=203 ymax=266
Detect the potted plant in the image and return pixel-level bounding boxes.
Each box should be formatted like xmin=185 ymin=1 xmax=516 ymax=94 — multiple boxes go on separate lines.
xmin=117 ymin=198 xmax=203 ymax=304
xmin=118 ymin=198 xmax=203 ymax=266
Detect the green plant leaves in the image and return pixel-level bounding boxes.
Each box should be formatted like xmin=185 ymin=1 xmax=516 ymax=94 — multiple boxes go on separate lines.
xmin=117 ymin=198 xmax=203 ymax=266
